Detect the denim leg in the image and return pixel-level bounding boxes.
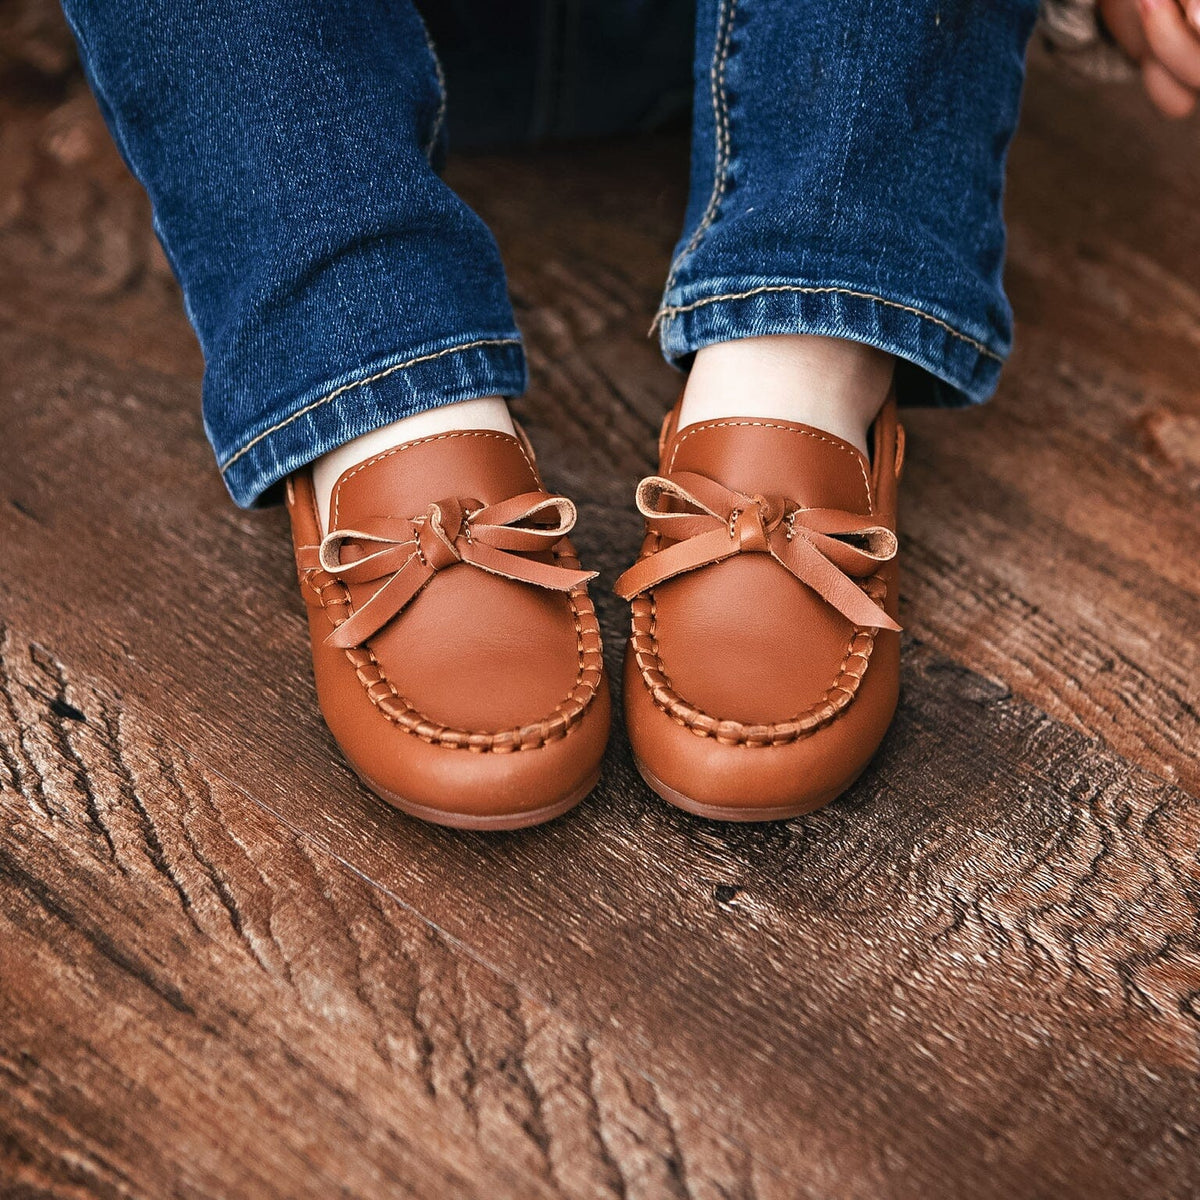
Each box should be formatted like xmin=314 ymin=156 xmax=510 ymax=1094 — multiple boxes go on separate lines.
xmin=60 ymin=0 xmax=526 ymax=507
xmin=656 ymin=0 xmax=1041 ymax=407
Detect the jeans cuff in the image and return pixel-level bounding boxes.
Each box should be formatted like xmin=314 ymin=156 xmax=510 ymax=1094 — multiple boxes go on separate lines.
xmin=216 ymin=333 xmax=527 ymax=508
xmin=656 ymin=280 xmax=1007 ymax=407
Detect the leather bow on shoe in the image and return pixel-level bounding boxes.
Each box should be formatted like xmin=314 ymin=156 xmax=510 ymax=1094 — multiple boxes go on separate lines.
xmin=319 ymin=492 xmax=597 ymax=649
xmin=614 ymin=471 xmax=900 ymax=631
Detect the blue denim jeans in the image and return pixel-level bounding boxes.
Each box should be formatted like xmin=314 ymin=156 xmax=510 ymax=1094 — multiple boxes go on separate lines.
xmin=61 ymin=0 xmax=1039 ymax=508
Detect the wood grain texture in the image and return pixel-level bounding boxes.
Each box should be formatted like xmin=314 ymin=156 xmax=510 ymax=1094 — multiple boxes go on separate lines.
xmin=1 ymin=626 xmax=801 ymax=1200
xmin=2 ymin=10 xmax=1200 ymax=1199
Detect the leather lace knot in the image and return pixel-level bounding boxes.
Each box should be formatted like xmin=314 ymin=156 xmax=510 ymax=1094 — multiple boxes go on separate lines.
xmin=614 ymin=471 xmax=900 ymax=631
xmin=318 ymin=492 xmax=596 ymax=649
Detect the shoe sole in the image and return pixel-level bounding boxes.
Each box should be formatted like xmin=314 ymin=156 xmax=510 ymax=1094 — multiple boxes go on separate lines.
xmin=354 ymin=764 xmax=601 ymax=831
xmin=633 ymin=754 xmax=867 ymax=823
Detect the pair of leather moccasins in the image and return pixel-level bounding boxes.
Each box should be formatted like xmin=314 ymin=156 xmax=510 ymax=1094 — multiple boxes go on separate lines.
xmin=286 ymin=393 xmax=904 ymax=828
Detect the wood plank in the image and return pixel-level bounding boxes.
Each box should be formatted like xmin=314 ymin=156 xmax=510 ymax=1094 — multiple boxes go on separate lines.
xmin=0 ymin=637 xmax=550 ymax=1200
xmin=1 ymin=624 xmax=799 ymax=1200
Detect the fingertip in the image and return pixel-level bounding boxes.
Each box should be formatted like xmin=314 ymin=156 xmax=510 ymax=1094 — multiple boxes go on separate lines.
xmin=1137 ymin=0 xmax=1200 ymax=88
xmin=1142 ymin=57 xmax=1199 ymax=116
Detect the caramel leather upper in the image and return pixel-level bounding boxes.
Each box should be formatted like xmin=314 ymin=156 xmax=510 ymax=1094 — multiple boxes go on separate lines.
xmin=287 ymin=429 xmax=609 ymax=821
xmin=619 ymin=395 xmax=903 ymax=815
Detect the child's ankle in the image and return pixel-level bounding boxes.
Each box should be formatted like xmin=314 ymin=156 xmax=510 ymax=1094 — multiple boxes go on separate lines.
xmin=679 ymin=334 xmax=894 ymax=456
xmin=311 ymin=395 xmax=514 ymax=531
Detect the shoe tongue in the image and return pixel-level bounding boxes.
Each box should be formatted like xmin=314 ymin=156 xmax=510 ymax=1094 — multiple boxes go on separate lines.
xmin=666 ymin=418 xmax=873 ymax=515
xmin=329 ymin=430 xmax=541 ymax=531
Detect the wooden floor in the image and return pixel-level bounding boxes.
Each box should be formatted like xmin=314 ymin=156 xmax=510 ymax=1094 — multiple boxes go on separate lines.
xmin=3 ymin=8 xmax=1200 ymax=1197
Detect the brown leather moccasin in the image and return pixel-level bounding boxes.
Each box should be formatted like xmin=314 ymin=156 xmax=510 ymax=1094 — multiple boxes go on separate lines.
xmin=286 ymin=428 xmax=610 ymax=829
xmin=616 ymin=394 xmax=904 ymax=821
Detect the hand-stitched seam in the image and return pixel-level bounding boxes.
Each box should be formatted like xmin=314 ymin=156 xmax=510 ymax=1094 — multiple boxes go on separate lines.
xmin=655 ymin=0 xmax=738 ymax=321
xmin=633 ymin=580 xmax=882 ymax=747
xmin=313 ymin=541 xmax=600 ymax=752
xmin=332 ymin=430 xmax=537 ymax=528
xmin=655 ymin=284 xmax=1002 ymax=361
xmin=361 ymin=595 xmax=595 ymax=750
xmin=667 ymin=420 xmax=874 ymax=511
xmin=219 ymin=336 xmax=521 ymax=475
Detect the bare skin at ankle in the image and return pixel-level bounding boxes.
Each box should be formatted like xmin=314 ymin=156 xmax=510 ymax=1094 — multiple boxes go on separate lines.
xmin=312 ymin=394 xmax=514 ymax=531
xmin=679 ymin=334 xmax=895 ymax=457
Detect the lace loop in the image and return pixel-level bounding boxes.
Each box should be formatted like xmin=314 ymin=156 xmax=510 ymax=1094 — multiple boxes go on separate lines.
xmin=319 ymin=491 xmax=595 ymax=649
xmin=614 ymin=471 xmax=900 ymax=632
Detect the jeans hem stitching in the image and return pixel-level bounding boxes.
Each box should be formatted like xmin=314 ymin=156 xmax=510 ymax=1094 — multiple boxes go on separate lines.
xmin=218 ymin=335 xmax=521 ymax=475
xmin=655 ymin=284 xmax=1003 ymax=362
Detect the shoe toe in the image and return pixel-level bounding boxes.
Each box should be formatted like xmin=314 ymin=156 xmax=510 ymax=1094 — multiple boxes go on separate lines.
xmin=624 ymin=631 xmax=898 ymax=820
xmin=334 ymin=674 xmax=611 ymax=829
